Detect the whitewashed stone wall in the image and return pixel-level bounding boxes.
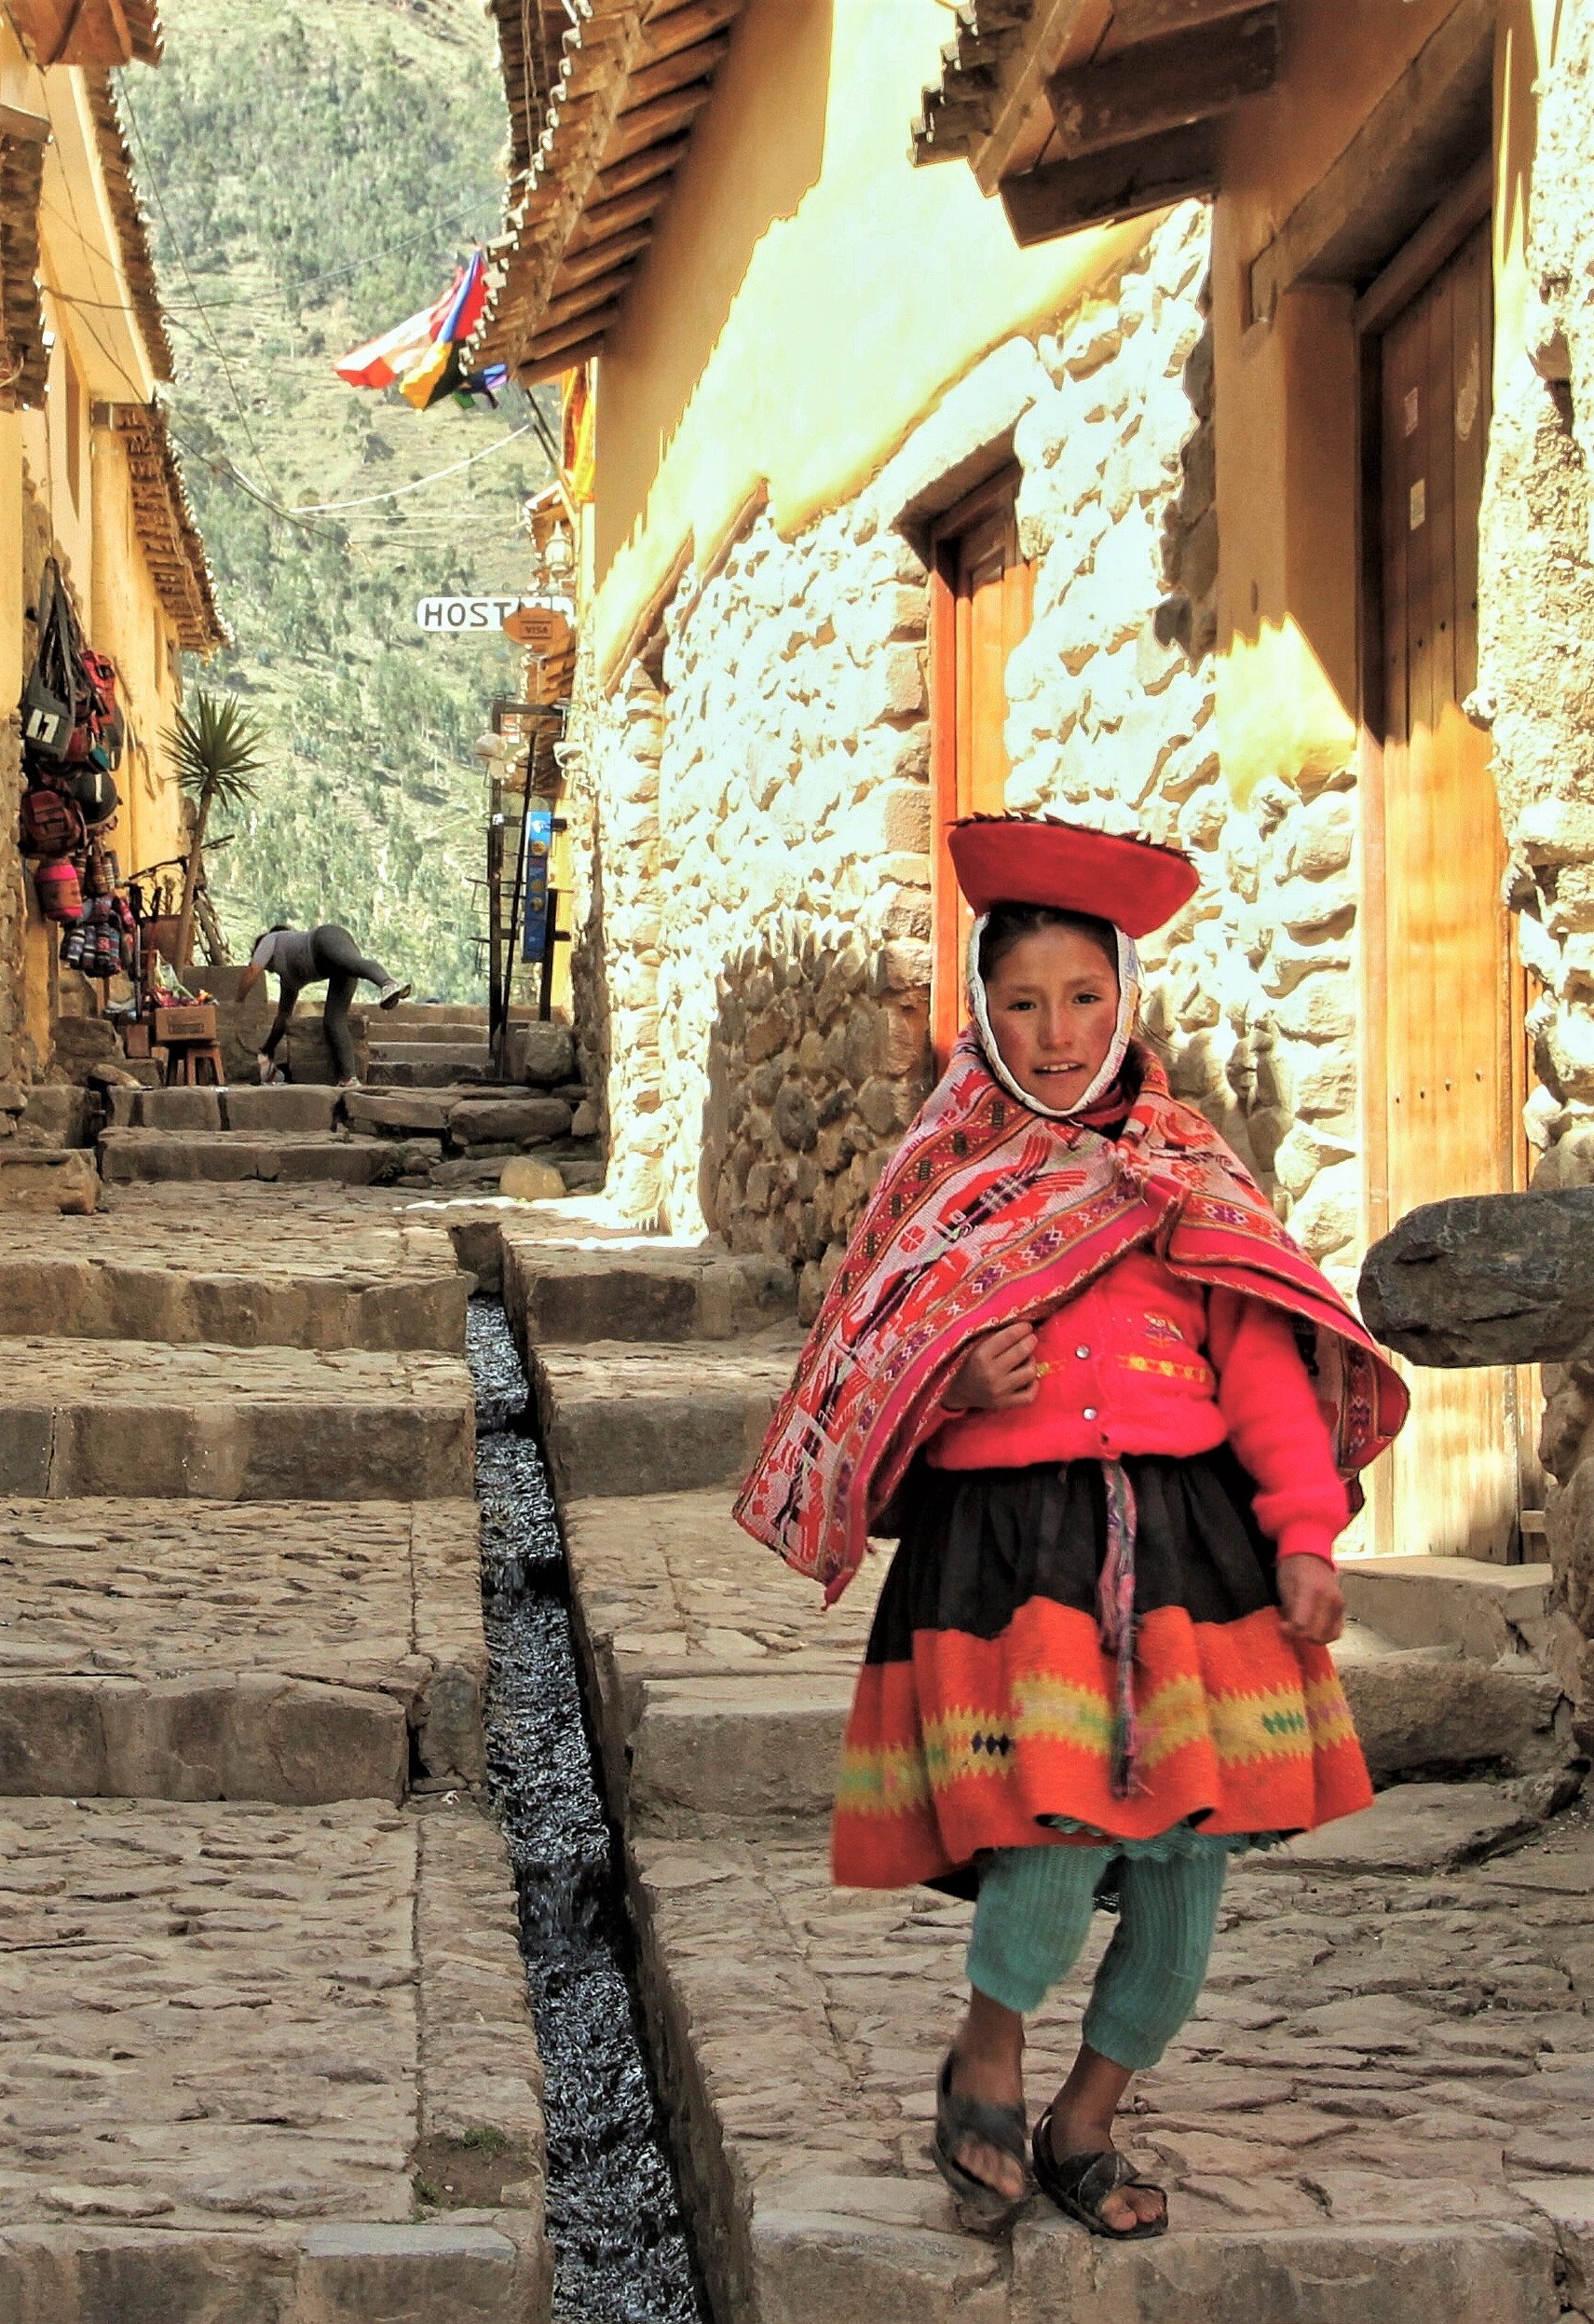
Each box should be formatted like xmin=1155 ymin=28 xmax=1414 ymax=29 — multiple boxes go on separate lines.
xmin=565 ymin=504 xmax=936 ymax=1303
xmin=1002 ymin=202 xmax=1363 ymax=1291
xmin=570 ymin=200 xmax=1363 ymax=1300
xmin=1475 ymin=1 xmax=1594 ymax=1659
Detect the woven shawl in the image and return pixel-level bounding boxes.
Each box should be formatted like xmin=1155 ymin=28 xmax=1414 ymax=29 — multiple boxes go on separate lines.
xmin=735 ymin=1035 xmax=1408 ymax=1604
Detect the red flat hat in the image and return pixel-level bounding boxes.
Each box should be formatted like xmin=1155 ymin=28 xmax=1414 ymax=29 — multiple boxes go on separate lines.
xmin=948 ymin=815 xmax=1199 ymax=937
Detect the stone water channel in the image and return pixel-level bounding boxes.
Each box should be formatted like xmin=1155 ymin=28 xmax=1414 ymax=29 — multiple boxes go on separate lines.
xmin=469 ymin=1301 xmax=708 ymax=2324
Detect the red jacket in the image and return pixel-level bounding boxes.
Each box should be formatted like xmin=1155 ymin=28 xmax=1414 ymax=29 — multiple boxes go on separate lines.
xmin=928 ymin=1248 xmax=1348 ymax=1563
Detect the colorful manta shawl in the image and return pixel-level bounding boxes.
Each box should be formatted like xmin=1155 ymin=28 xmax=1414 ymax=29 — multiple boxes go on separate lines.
xmin=735 ymin=1035 xmax=1407 ymax=1604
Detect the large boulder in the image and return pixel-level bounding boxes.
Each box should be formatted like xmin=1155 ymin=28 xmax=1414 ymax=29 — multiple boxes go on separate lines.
xmin=448 ymin=1096 xmax=572 ymax=1148
xmin=1358 ymin=1187 xmax=1594 ymax=1366
xmin=0 ymin=1145 xmax=98 ymax=1213
xmin=505 ymin=1021 xmax=575 ymax=1087
xmin=49 ymin=1016 xmax=119 ymax=1078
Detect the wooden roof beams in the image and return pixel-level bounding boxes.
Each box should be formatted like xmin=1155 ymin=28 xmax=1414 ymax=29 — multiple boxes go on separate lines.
xmin=104 ymin=402 xmax=228 ymax=653
xmin=472 ymin=0 xmax=747 ymax=380
xmin=915 ymin=0 xmax=1281 ymax=244
xmin=7 ymin=0 xmax=162 ymax=68
xmin=1002 ymin=119 xmax=1219 ymax=246
xmin=1045 ymin=6 xmax=1277 ymax=159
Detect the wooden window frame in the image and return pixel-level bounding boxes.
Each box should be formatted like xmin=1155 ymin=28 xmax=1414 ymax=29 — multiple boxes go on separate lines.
xmin=927 ymin=466 xmax=1033 ymax=1069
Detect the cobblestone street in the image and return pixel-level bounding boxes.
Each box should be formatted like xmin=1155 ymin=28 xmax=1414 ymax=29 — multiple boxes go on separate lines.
xmin=7 ymin=2 xmax=1594 ymax=2318
xmin=0 ymin=1172 xmax=552 ymax=2321
xmin=1 ymin=1138 xmax=1592 ymax=2324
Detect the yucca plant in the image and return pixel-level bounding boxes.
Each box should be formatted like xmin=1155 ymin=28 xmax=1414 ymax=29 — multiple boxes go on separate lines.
xmin=166 ymin=690 xmax=268 ymax=968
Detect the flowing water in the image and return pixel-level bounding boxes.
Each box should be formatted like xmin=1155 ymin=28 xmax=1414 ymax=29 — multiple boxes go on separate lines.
xmin=468 ymin=1301 xmax=708 ymax=2324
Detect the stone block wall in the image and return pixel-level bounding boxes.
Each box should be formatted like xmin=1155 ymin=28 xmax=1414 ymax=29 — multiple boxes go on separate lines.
xmin=1474 ymin=0 xmax=1594 ymax=1653
xmin=1001 ymin=202 xmax=1364 ymax=1289
xmin=565 ymin=497 xmax=936 ymax=1288
xmin=569 ymin=200 xmax=1363 ymax=1303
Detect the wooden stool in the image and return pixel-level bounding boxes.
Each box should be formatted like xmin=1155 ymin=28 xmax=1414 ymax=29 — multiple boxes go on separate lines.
xmin=163 ymin=1035 xmax=225 ymax=1087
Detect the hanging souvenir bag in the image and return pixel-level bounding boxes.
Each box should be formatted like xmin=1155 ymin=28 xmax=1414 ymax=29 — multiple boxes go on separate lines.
xmin=20 ymin=783 xmax=86 ymax=859
xmin=20 ymin=562 xmax=78 ymax=764
xmin=35 ymin=859 xmax=84 ymax=923
xmin=78 ymin=649 xmax=124 ymax=770
xmin=70 ymin=762 xmax=119 ymax=827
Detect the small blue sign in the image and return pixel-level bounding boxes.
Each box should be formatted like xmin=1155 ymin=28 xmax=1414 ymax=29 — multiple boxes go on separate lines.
xmin=522 ymin=802 xmax=553 ymax=961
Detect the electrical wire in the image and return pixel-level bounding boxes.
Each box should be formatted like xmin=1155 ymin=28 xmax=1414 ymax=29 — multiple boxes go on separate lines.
xmin=283 ymin=417 xmax=538 ymax=513
xmin=116 ymin=76 xmax=295 ymax=520
xmin=146 ymin=198 xmax=501 ymax=312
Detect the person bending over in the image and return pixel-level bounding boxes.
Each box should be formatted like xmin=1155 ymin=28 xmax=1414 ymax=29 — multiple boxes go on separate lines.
xmin=238 ymin=923 xmax=410 ymax=1088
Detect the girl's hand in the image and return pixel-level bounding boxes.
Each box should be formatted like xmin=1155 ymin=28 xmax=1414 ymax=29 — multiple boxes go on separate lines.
xmin=1276 ymin=1555 xmax=1345 ymax=1647
xmin=945 ymin=1321 xmax=1040 ymax=1413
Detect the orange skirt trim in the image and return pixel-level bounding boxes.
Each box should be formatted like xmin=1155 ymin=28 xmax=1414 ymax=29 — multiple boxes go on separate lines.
xmin=831 ymin=1600 xmax=1371 ymax=1889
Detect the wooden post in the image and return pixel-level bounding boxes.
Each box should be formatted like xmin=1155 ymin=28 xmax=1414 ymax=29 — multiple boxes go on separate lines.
xmin=487 ymin=777 xmax=505 ymax=1075
xmin=538 ymin=890 xmax=560 ymax=1022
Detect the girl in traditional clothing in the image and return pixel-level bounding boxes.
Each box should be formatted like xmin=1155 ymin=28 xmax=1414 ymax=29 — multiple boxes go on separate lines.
xmin=735 ymin=817 xmax=1406 ymax=2243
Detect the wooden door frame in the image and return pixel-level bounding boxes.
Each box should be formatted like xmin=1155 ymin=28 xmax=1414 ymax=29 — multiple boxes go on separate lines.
xmin=1353 ymin=159 xmax=1536 ymax=1551
xmin=1356 ymin=160 xmax=1496 ymax=1246
xmin=928 ymin=465 xmax=1031 ymax=1068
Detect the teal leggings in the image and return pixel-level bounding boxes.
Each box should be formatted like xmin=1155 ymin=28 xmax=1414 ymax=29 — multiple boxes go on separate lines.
xmin=964 ymin=1840 xmax=1229 ymax=2071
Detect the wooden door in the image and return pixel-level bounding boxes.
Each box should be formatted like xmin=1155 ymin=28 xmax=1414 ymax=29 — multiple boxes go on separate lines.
xmin=930 ymin=475 xmax=1033 ymax=1067
xmin=1371 ymin=215 xmax=1523 ymax=1560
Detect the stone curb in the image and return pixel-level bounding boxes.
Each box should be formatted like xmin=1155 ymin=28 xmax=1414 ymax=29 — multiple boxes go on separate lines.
xmin=0 ymin=1251 xmax=468 ymax=1353
xmin=0 ymin=1672 xmax=408 ymax=1805
xmin=504 ymin=1239 xmax=793 ymax=1347
xmin=0 ymin=1339 xmax=474 ymax=1500
xmin=526 ymin=1336 xmax=797 ymax=1500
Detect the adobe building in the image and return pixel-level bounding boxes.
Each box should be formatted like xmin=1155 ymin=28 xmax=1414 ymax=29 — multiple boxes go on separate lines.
xmin=0 ymin=1 xmax=226 ymax=1093
xmin=471 ymin=0 xmax=1587 ymax=1593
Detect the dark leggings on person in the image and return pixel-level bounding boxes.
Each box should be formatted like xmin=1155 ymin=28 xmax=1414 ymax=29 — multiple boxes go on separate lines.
xmin=261 ymin=924 xmax=392 ymax=1080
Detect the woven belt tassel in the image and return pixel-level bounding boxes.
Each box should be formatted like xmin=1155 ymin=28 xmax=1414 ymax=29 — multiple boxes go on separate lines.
xmin=1096 ymin=1458 xmax=1143 ymax=1799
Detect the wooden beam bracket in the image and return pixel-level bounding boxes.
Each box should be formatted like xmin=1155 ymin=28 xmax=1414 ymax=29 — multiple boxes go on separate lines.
xmin=1045 ymin=3 xmax=1278 ymax=158
xmin=1000 ymin=117 xmax=1217 ymax=247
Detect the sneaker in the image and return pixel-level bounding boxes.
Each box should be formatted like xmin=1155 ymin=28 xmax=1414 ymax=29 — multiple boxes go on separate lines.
xmin=376 ymin=980 xmax=412 ymax=1010
xmin=336 ymin=1075 xmax=361 ymax=1089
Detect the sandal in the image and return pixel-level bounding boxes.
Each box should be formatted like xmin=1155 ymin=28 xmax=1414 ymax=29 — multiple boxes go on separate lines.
xmin=1031 ymin=2101 xmax=1167 ymax=2240
xmin=931 ymin=2051 xmax=1030 ymax=2235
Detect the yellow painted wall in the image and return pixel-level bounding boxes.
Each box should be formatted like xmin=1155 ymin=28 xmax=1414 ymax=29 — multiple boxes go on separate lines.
xmin=590 ymin=0 xmax=1151 ymax=678
xmin=0 ymin=24 xmax=198 ymax=1062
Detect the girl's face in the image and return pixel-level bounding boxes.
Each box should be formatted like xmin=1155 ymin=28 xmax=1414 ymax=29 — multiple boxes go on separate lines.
xmin=983 ymin=923 xmax=1121 ymax=1108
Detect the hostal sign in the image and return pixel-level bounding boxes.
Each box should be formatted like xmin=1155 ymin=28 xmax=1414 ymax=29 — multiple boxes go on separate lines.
xmin=415 ymin=598 xmax=572 ymax=654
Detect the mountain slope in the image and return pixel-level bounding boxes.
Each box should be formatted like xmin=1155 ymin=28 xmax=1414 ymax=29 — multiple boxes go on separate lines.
xmin=123 ymin=0 xmax=552 ymax=996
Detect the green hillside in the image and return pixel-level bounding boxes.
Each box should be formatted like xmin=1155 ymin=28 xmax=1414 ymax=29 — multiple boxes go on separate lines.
xmin=121 ymin=0 xmax=554 ymax=998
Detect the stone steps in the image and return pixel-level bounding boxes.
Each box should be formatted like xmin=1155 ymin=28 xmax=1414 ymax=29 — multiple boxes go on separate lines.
xmin=560 ymin=1486 xmax=882 ymax=1822
xmin=0 ymin=1336 xmax=473 ymax=1500
xmin=0 ymin=1185 xmax=469 ymax=1350
xmin=366 ymin=1019 xmax=494 ymax=1046
xmin=504 ymin=1237 xmax=794 ymax=1346
xmin=1341 ymin=1554 xmax=1563 ymax=1665
xmin=368 ymin=1054 xmax=502 ymax=1088
xmin=107 ymin=1087 xmax=342 ymax=1134
xmin=627 ymin=1810 xmax=1580 ymax=2324
xmin=0 ymin=1496 xmax=484 ymax=1803
xmin=0 ymin=1793 xmax=548 ymax=2322
xmin=99 ymin=1128 xmax=416 ymax=1187
xmin=500 ymin=1233 xmax=1588 ymax=2324
xmin=526 ymin=1333 xmax=802 ymax=1501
